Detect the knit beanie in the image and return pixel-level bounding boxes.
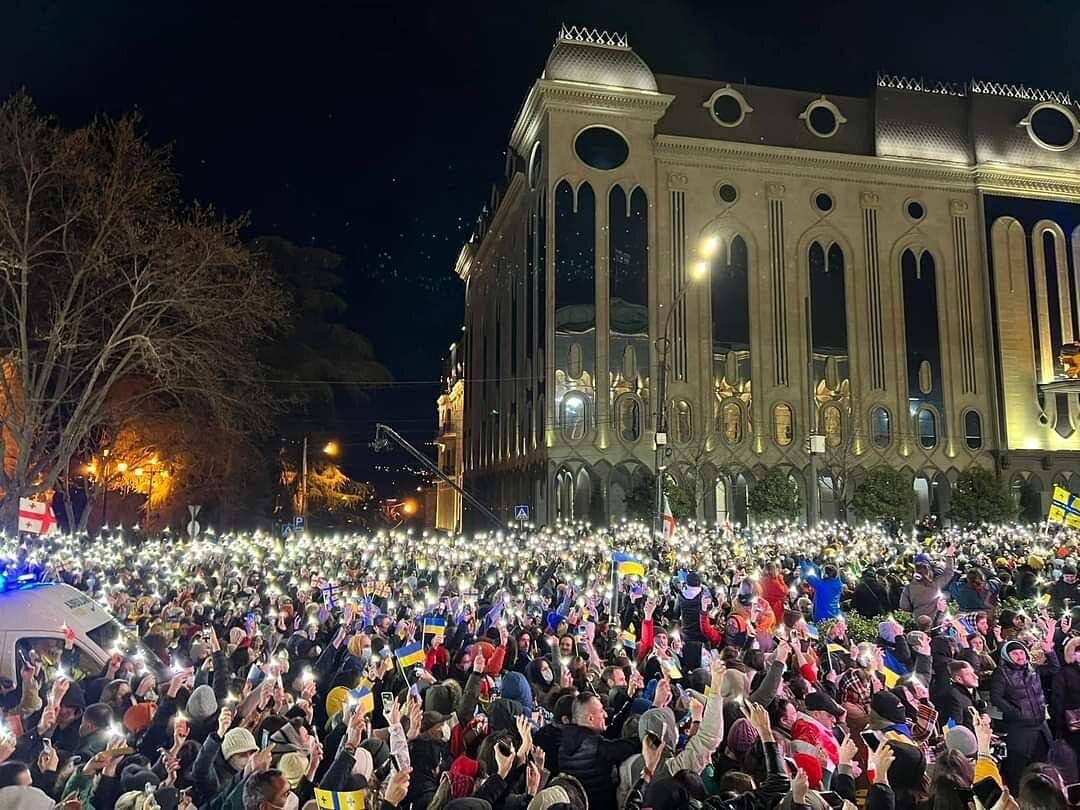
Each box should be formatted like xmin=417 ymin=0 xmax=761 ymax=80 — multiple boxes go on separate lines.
xmin=944 ymin=726 xmax=978 ymax=758
xmin=123 ymin=702 xmax=155 ymax=734
xmin=278 ymin=751 xmax=309 ymax=788
xmin=727 ymin=717 xmax=759 ymax=757
xmin=221 ymin=727 xmax=258 ymax=761
xmin=186 ymin=684 xmax=218 ymax=723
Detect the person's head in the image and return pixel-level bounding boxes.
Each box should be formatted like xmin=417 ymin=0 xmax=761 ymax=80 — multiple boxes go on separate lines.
xmin=770 ymin=697 xmax=797 ymax=730
xmin=222 ymin=728 xmax=259 ymax=772
xmin=1063 ymin=564 xmax=1077 ymax=585
xmin=0 ymin=761 xmax=31 ymax=788
xmin=517 ymin=632 xmax=531 ymax=653
xmin=1018 ymin=763 xmax=1067 ymax=810
xmin=456 ymin=650 xmax=473 ymax=673
xmin=718 ymin=771 xmax=756 ymax=795
xmin=966 ymin=569 xmax=986 ymax=588
xmin=1004 ymin=641 xmax=1029 ymax=668
xmin=654 ymin=630 xmax=669 ymax=653
xmin=537 ymin=659 xmax=553 ymax=684
xmin=974 ymin=613 xmax=990 ymax=636
xmin=100 ymin=679 xmax=133 ymax=711
xmin=948 ymin=660 xmax=979 ymax=689
xmin=558 ymin=635 xmax=574 ymax=658
xmin=969 ymin=634 xmax=986 ymax=654
xmin=79 ymin=702 xmax=114 ymax=737
xmin=242 ymin=768 xmax=293 ymax=810
xmin=571 ymin=693 xmax=606 ymax=731
xmin=931 ymin=750 xmax=975 ymax=810
xmin=823 ymin=565 xmax=838 ymax=580
xmin=601 ymin=665 xmax=626 ymax=691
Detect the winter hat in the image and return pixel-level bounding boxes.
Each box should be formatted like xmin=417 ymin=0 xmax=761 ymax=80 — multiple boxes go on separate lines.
xmin=727 ymin=717 xmax=759 ymax=757
xmin=1028 ymin=555 xmax=1045 ymax=571
xmin=221 ymin=727 xmax=258 ymax=761
xmin=278 ymin=751 xmax=309 ymax=788
xmin=870 ymin=691 xmax=907 ymax=726
xmin=527 ymin=787 xmax=570 ymax=810
xmin=325 ymin=685 xmax=351 ymax=719
xmin=913 ymin=553 xmax=931 ymax=566
xmin=347 ymin=633 xmax=370 ymax=659
xmin=804 ymin=691 xmax=844 ymax=719
xmin=186 ymin=684 xmax=218 ymax=722
xmin=945 ymin=726 xmax=978 ymax=758
xmin=120 ymin=764 xmax=161 ymax=794
xmin=1001 ymin=640 xmax=1029 ymax=665
xmin=878 ymin=621 xmax=900 ymax=644
xmin=499 ymin=671 xmax=534 ymax=715
xmin=545 ymin=612 xmax=565 ymax=633
xmin=686 ymin=572 xmax=702 ymax=588
xmin=123 ymin=702 xmax=155 ymax=734
xmin=0 ymin=786 xmax=55 ymax=810
xmin=640 ymin=706 xmax=679 ymax=750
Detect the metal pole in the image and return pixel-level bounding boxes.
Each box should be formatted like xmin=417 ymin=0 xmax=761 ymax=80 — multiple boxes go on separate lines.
xmin=655 ymin=286 xmax=688 ymax=538
xmin=805 ymin=296 xmax=820 ymax=525
xmin=301 ymin=436 xmax=308 ymax=522
xmin=102 ymin=459 xmax=108 ymax=528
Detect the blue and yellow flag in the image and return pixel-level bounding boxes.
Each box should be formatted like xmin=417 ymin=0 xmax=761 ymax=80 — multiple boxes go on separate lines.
xmin=422 ymin=615 xmax=447 ymax=637
xmin=1049 ymin=486 xmax=1080 ymax=529
xmin=349 ymin=681 xmax=375 ymax=716
xmin=395 ymin=640 xmax=425 ymax=668
xmin=621 ymin=624 xmax=637 ymax=650
xmin=613 ymin=551 xmax=645 ymax=577
xmin=315 ymin=788 xmax=367 ymax=810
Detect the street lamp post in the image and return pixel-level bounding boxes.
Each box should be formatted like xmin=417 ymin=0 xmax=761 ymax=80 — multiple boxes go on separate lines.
xmin=654 ymin=246 xmax=713 ymax=537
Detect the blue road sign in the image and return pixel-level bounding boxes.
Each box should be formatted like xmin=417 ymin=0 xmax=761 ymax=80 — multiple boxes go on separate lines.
xmin=514 ymin=505 xmax=529 ymax=521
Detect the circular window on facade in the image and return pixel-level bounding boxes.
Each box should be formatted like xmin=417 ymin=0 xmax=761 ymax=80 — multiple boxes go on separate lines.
xmin=1021 ymin=103 xmax=1079 ymax=151
xmin=800 ymin=98 xmax=847 ymax=138
xmin=814 ymin=192 xmax=834 ymax=213
xmin=717 ymin=183 xmax=738 ymax=204
xmin=905 ymin=200 xmax=925 ymax=221
xmin=704 ymin=87 xmax=753 ymax=128
xmin=528 ymin=141 xmax=543 ymax=190
xmin=574 ymin=126 xmax=629 ymax=170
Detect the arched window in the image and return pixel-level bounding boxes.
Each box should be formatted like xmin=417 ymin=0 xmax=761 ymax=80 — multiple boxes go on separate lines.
xmin=721 ymin=401 xmax=742 ymax=444
xmin=871 ymin=407 xmax=891 ymax=448
xmin=964 ymin=410 xmax=983 ymax=450
xmin=616 ymin=396 xmax=642 ymax=442
xmin=822 ymin=404 xmax=843 ymax=447
xmin=917 ymin=408 xmax=937 ymax=449
xmin=714 ymin=478 xmax=729 ymax=523
xmin=902 ymin=249 xmax=944 ymax=414
xmin=773 ymin=404 xmax=793 ymax=447
xmin=673 ymin=400 xmax=693 ymax=443
xmin=563 ymin=394 xmax=588 ymax=441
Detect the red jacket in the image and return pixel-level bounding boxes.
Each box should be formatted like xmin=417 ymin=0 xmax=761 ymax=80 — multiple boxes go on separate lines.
xmin=761 ymin=576 xmax=789 ymax=624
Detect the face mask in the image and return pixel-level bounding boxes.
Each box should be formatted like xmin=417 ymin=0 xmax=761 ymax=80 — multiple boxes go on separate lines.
xmin=541 ymin=669 xmax=554 ymax=684
xmin=141 ymin=690 xmax=158 ymax=703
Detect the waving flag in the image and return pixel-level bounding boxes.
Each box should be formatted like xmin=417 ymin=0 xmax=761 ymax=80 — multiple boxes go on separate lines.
xmin=18 ymin=498 xmax=56 ymax=536
xmin=662 ymin=494 xmax=676 ymax=539
xmin=422 ymin=616 xmax=446 ymax=637
xmin=613 ymin=551 xmax=645 ymax=578
xmin=395 ymin=641 xmax=424 ymax=668
xmin=621 ymin=624 xmax=637 ymax=650
xmin=1049 ymin=486 xmax=1080 ymax=528
xmin=349 ymin=682 xmax=375 ymax=716
xmin=315 ymin=789 xmax=367 ymax=810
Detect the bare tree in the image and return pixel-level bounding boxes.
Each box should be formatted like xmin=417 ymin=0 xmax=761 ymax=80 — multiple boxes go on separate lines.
xmin=0 ymin=93 xmax=284 ymax=529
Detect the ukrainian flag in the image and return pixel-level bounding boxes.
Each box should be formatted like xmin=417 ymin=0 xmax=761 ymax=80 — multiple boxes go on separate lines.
xmin=349 ymin=682 xmax=374 ymax=716
xmin=621 ymin=624 xmax=637 ymax=650
xmin=1050 ymin=486 xmax=1080 ymax=529
xmin=423 ymin=616 xmax=447 ymax=637
xmin=395 ymin=640 xmax=425 ymax=668
xmin=613 ymin=551 xmax=645 ymax=577
xmin=315 ymin=789 xmax=367 ymax=810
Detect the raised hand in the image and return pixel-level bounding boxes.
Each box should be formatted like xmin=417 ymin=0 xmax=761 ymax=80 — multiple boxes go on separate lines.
xmin=385 ymin=767 xmax=412 ymax=807
xmin=642 ymin=730 xmax=666 ymax=776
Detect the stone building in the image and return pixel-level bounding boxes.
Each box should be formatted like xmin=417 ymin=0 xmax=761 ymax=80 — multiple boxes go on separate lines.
xmin=433 ymin=26 xmax=1080 ymax=531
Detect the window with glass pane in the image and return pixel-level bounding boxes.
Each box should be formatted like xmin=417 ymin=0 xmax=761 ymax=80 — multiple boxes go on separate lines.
xmin=675 ymin=400 xmax=692 ymax=443
xmin=823 ymin=405 xmax=843 ymax=447
xmin=773 ymin=404 xmax=793 ymax=446
xmin=964 ymin=410 xmax=982 ymax=450
xmin=871 ymin=408 xmax=891 ymax=448
xmin=564 ymin=394 xmax=587 ymax=441
xmin=617 ymin=397 xmax=641 ymax=442
xmin=722 ymin=401 xmax=742 ymax=444
xmin=917 ymin=408 xmax=937 ymax=449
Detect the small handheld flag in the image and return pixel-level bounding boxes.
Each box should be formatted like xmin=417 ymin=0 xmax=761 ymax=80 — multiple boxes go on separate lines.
xmin=315 ymin=788 xmax=367 ymax=810
xmin=349 ymin=683 xmax=375 ymax=716
xmin=395 ymin=641 xmax=425 ymax=668
xmin=621 ymin=624 xmax=637 ymax=650
xmin=613 ymin=551 xmax=645 ymax=578
xmin=422 ymin=616 xmax=447 ymax=637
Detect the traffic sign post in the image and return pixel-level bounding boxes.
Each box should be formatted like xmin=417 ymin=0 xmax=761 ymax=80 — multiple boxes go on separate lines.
xmin=294 ymin=515 xmax=305 ymax=529
xmin=514 ymin=504 xmax=529 ymax=523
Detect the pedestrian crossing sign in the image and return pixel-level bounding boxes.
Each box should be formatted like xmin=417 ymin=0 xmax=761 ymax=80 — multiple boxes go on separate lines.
xmin=514 ymin=505 xmax=529 ymax=521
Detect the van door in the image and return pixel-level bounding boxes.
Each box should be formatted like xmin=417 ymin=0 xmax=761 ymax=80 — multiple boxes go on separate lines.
xmin=15 ymin=633 xmax=104 ymax=682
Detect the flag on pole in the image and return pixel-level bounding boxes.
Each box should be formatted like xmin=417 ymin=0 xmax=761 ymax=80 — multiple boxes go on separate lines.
xmin=18 ymin=498 xmax=56 ymax=536
xmin=422 ymin=616 xmax=446 ymax=637
xmin=395 ymin=641 xmax=425 ymax=668
xmin=620 ymin=624 xmax=637 ymax=650
xmin=349 ymin=682 xmax=375 ymax=716
xmin=662 ymin=494 xmax=676 ymax=539
xmin=1049 ymin=486 xmax=1080 ymax=528
xmin=612 ymin=551 xmax=645 ymax=577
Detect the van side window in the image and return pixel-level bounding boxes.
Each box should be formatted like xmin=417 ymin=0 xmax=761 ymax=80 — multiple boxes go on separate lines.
xmin=17 ymin=637 xmax=99 ymax=682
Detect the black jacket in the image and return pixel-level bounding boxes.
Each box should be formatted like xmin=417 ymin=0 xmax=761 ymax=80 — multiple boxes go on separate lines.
xmin=939 ymin=683 xmax=982 ymax=729
xmin=557 ymin=724 xmax=638 ymax=810
xmin=854 ymin=578 xmax=891 ymax=618
xmin=702 ymin=740 xmax=791 ymax=810
xmin=1050 ymin=662 xmax=1080 ymax=736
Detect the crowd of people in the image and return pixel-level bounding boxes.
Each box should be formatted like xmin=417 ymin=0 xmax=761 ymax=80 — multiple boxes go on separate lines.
xmin=0 ymin=518 xmax=1078 ymax=810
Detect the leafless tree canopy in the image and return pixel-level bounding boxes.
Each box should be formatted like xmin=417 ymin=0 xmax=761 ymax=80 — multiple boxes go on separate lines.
xmin=0 ymin=92 xmax=285 ymax=519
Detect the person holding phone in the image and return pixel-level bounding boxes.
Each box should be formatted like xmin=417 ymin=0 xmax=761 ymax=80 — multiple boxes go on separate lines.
xmin=991 ymin=638 xmax=1058 ymax=791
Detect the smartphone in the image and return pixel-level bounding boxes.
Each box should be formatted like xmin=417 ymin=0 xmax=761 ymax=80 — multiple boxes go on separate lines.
xmin=381 ymin=692 xmax=394 ymax=714
xmin=819 ymin=792 xmax=844 ymax=809
xmin=497 ymin=740 xmax=514 ymax=757
xmin=860 ymin=730 xmax=880 ymax=752
xmin=644 ymin=731 xmax=663 ymax=748
xmin=973 ymin=777 xmax=1003 ymax=809
xmin=103 ymin=746 xmax=135 ymax=758
xmin=1067 ymin=784 xmax=1080 ymax=807
xmin=41 ymin=737 xmax=53 ymax=751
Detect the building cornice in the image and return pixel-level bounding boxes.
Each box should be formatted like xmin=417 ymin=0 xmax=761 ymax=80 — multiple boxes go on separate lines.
xmin=654 ymin=135 xmax=1080 ymax=200
xmin=467 ymin=173 xmax=527 ymax=276
xmin=510 ymin=79 xmax=674 ymax=153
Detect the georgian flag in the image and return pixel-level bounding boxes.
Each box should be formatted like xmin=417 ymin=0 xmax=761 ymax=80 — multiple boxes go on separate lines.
xmin=662 ymin=494 xmax=676 ymax=539
xmin=18 ymin=498 xmax=57 ymax=535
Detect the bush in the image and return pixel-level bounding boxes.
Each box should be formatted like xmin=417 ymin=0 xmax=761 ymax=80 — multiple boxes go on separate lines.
xmin=748 ymin=469 xmax=802 ymax=522
xmin=852 ymin=467 xmax=916 ymax=525
xmin=949 ymin=468 xmax=1016 ymax=525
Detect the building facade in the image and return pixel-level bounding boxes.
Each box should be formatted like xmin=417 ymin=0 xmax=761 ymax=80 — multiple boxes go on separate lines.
xmin=434 ymin=26 xmax=1080 ymax=530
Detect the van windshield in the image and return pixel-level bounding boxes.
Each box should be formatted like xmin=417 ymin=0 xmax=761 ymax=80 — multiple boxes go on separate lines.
xmin=86 ymin=619 xmax=168 ymax=676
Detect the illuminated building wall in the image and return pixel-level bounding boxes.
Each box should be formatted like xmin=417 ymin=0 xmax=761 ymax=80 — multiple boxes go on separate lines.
xmin=441 ymin=27 xmax=1080 ymax=528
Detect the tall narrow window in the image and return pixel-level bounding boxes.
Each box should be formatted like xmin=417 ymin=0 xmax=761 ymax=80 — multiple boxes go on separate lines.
xmin=563 ymin=394 xmax=587 ymax=441
xmin=822 ymin=405 xmax=843 ymax=447
xmin=674 ymin=400 xmax=693 ymax=443
xmin=902 ymin=249 xmax=944 ymax=415
xmin=917 ymin=408 xmax=937 ymax=449
xmin=722 ymin=401 xmax=742 ymax=444
xmin=773 ymin=404 xmax=793 ymax=446
xmin=609 ymin=186 xmax=649 ymax=386
xmin=710 ymin=235 xmax=751 ymax=385
xmin=555 ymin=181 xmax=596 ymax=433
xmin=809 ymin=240 xmax=848 ymax=394
xmin=616 ymin=396 xmax=642 ymax=442
xmin=871 ymin=407 xmax=891 ymax=448
xmin=964 ymin=410 xmax=983 ymax=450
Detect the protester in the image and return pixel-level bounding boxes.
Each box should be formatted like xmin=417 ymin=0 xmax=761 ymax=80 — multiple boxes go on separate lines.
xmin=0 ymin=517 xmax=1076 ymax=810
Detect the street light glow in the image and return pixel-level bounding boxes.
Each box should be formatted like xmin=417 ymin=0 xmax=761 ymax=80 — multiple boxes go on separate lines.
xmin=323 ymin=441 xmax=339 ymax=456
xmin=692 ymin=260 xmax=708 ymax=280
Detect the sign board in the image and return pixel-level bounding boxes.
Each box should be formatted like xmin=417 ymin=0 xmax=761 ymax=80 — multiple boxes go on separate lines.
xmin=281 ymin=524 xmax=294 ymax=539
xmin=187 ymin=505 xmax=202 ymax=538
xmin=514 ymin=505 xmax=529 ymax=522
xmin=294 ymin=515 xmax=305 ymax=529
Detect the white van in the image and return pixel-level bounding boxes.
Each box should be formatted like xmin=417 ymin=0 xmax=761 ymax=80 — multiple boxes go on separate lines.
xmin=0 ymin=582 xmax=126 ymax=683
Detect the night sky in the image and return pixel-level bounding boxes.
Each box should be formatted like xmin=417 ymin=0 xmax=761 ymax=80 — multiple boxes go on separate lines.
xmin=8 ymin=0 xmax=1080 ymax=494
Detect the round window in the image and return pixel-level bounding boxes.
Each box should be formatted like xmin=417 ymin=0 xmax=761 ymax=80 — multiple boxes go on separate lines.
xmin=814 ymin=192 xmax=833 ymax=213
xmin=1029 ymin=105 xmax=1077 ymax=150
xmin=528 ymin=141 xmax=543 ymax=190
xmin=906 ymin=200 xmax=925 ymax=221
xmin=574 ymin=126 xmax=629 ymax=170
xmin=808 ymin=106 xmax=837 ymax=136
xmin=713 ymin=95 xmax=742 ymax=125
xmin=718 ymin=183 xmax=738 ymax=204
